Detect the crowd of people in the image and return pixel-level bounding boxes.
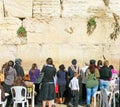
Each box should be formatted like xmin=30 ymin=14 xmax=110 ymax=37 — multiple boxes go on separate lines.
xmin=0 ymin=57 xmax=119 ymax=107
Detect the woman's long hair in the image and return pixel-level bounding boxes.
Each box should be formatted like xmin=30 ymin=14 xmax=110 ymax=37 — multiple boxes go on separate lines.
xmin=4 ymin=60 xmax=14 ymax=78
xmin=46 ymin=57 xmax=55 ymax=67
xmin=88 ymin=64 xmax=98 ymax=74
xmin=31 ymin=63 xmax=37 ymax=70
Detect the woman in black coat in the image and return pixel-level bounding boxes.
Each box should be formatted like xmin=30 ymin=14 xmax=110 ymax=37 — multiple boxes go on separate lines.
xmin=39 ymin=58 xmax=56 ymax=107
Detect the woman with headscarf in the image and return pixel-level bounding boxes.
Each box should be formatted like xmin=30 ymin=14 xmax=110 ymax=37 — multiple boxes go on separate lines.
xmin=14 ymin=58 xmax=24 ymax=78
xmin=39 ymin=58 xmax=56 ymax=107
xmin=85 ymin=59 xmax=100 ymax=107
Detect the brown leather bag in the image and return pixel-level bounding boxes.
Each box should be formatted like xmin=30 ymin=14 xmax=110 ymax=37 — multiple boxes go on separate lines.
xmin=0 ymin=73 xmax=4 ymax=82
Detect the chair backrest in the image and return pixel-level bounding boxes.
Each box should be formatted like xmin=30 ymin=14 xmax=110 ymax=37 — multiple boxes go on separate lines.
xmin=0 ymin=89 xmax=7 ymax=106
xmin=11 ymin=86 xmax=27 ymax=102
xmin=106 ymin=91 xmax=113 ymax=107
xmin=93 ymin=90 xmax=113 ymax=107
xmin=26 ymin=84 xmax=35 ymax=107
xmin=93 ymin=91 xmax=101 ymax=107
xmin=0 ymin=89 xmax=2 ymax=103
xmin=113 ymin=90 xmax=119 ymax=107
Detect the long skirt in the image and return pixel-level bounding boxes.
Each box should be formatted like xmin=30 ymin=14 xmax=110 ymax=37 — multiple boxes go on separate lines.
xmin=39 ymin=82 xmax=55 ymax=100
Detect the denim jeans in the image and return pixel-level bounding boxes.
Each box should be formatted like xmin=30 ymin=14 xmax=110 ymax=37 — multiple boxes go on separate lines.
xmin=100 ymin=79 xmax=109 ymax=90
xmin=86 ymin=86 xmax=98 ymax=105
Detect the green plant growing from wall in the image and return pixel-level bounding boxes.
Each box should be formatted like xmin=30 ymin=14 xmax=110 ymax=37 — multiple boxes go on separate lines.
xmin=17 ymin=26 xmax=27 ymax=37
xmin=110 ymin=13 xmax=120 ymax=40
xmin=87 ymin=17 xmax=97 ymax=35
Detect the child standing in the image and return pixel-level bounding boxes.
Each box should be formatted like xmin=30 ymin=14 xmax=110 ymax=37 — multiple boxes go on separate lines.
xmin=69 ymin=72 xmax=79 ymax=107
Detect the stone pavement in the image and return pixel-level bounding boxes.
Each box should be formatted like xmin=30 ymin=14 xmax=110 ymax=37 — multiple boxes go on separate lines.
xmin=35 ymin=104 xmax=85 ymax=107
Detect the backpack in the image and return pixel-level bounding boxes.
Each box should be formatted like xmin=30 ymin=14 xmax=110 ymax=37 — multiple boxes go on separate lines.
xmin=86 ymin=72 xmax=98 ymax=88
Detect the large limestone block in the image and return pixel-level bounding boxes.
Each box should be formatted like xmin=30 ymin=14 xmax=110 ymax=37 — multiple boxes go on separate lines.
xmin=109 ymin=0 xmax=120 ymax=16
xmin=0 ymin=18 xmax=22 ymax=45
xmin=16 ymin=44 xmax=43 ymax=72
xmin=4 ymin=0 xmax=32 ymax=17
xmin=33 ymin=0 xmax=60 ymax=17
xmin=0 ymin=45 xmax=17 ymax=67
xmin=62 ymin=0 xmax=105 ymax=17
xmin=0 ymin=18 xmax=21 ymax=30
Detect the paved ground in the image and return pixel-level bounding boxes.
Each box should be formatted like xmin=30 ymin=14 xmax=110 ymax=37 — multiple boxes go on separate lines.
xmin=35 ymin=104 xmax=85 ymax=107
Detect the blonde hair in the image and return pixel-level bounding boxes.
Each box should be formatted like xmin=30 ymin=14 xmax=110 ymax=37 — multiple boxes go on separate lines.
xmin=104 ymin=60 xmax=109 ymax=66
xmin=74 ymin=72 xmax=78 ymax=77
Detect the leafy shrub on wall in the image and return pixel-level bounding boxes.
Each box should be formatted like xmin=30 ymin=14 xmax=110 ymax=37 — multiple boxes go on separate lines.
xmin=87 ymin=17 xmax=96 ymax=35
xmin=17 ymin=26 xmax=27 ymax=37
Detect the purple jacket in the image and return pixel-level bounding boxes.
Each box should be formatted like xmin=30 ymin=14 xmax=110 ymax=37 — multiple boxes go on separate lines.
xmin=57 ymin=70 xmax=67 ymax=85
xmin=29 ymin=69 xmax=40 ymax=83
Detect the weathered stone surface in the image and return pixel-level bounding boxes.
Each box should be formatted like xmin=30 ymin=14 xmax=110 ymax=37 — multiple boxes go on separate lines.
xmin=0 ymin=0 xmax=4 ymax=18
xmin=0 ymin=45 xmax=17 ymax=66
xmin=4 ymin=0 xmax=32 ymax=17
xmin=0 ymin=0 xmax=120 ymax=72
xmin=0 ymin=18 xmax=22 ymax=45
xmin=110 ymin=0 xmax=120 ymax=15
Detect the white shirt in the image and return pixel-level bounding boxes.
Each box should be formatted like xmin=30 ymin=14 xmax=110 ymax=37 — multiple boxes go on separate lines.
xmin=69 ymin=77 xmax=79 ymax=91
xmin=81 ymin=66 xmax=88 ymax=84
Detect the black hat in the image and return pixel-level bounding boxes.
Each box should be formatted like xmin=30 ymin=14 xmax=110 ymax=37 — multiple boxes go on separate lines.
xmin=90 ymin=59 xmax=96 ymax=64
xmin=72 ymin=59 xmax=77 ymax=65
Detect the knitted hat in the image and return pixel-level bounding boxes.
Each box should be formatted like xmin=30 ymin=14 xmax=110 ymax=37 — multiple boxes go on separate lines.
xmin=15 ymin=58 xmax=22 ymax=64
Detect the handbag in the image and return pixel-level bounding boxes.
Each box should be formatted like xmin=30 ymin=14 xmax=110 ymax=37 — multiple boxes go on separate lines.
xmin=86 ymin=73 xmax=98 ymax=88
xmin=36 ymin=73 xmax=44 ymax=84
xmin=0 ymin=73 xmax=4 ymax=82
xmin=55 ymin=84 xmax=59 ymax=94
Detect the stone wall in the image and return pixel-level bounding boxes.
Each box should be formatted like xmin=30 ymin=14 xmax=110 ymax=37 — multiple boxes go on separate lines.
xmin=0 ymin=0 xmax=120 ymax=73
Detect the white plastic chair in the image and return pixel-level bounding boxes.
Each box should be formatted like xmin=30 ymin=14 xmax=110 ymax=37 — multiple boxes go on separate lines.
xmin=93 ymin=90 xmax=112 ymax=107
xmin=93 ymin=91 xmax=101 ymax=107
xmin=11 ymin=86 xmax=29 ymax=107
xmin=107 ymin=91 xmax=113 ymax=107
xmin=0 ymin=89 xmax=7 ymax=107
xmin=113 ymin=90 xmax=119 ymax=107
xmin=26 ymin=84 xmax=35 ymax=107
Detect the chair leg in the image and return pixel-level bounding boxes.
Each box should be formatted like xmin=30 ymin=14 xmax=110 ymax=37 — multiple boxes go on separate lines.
xmin=3 ymin=99 xmax=7 ymax=107
xmin=27 ymin=100 xmax=29 ymax=107
xmin=2 ymin=104 xmax=5 ymax=107
xmin=22 ymin=102 xmax=25 ymax=107
xmin=13 ymin=103 xmax=16 ymax=107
